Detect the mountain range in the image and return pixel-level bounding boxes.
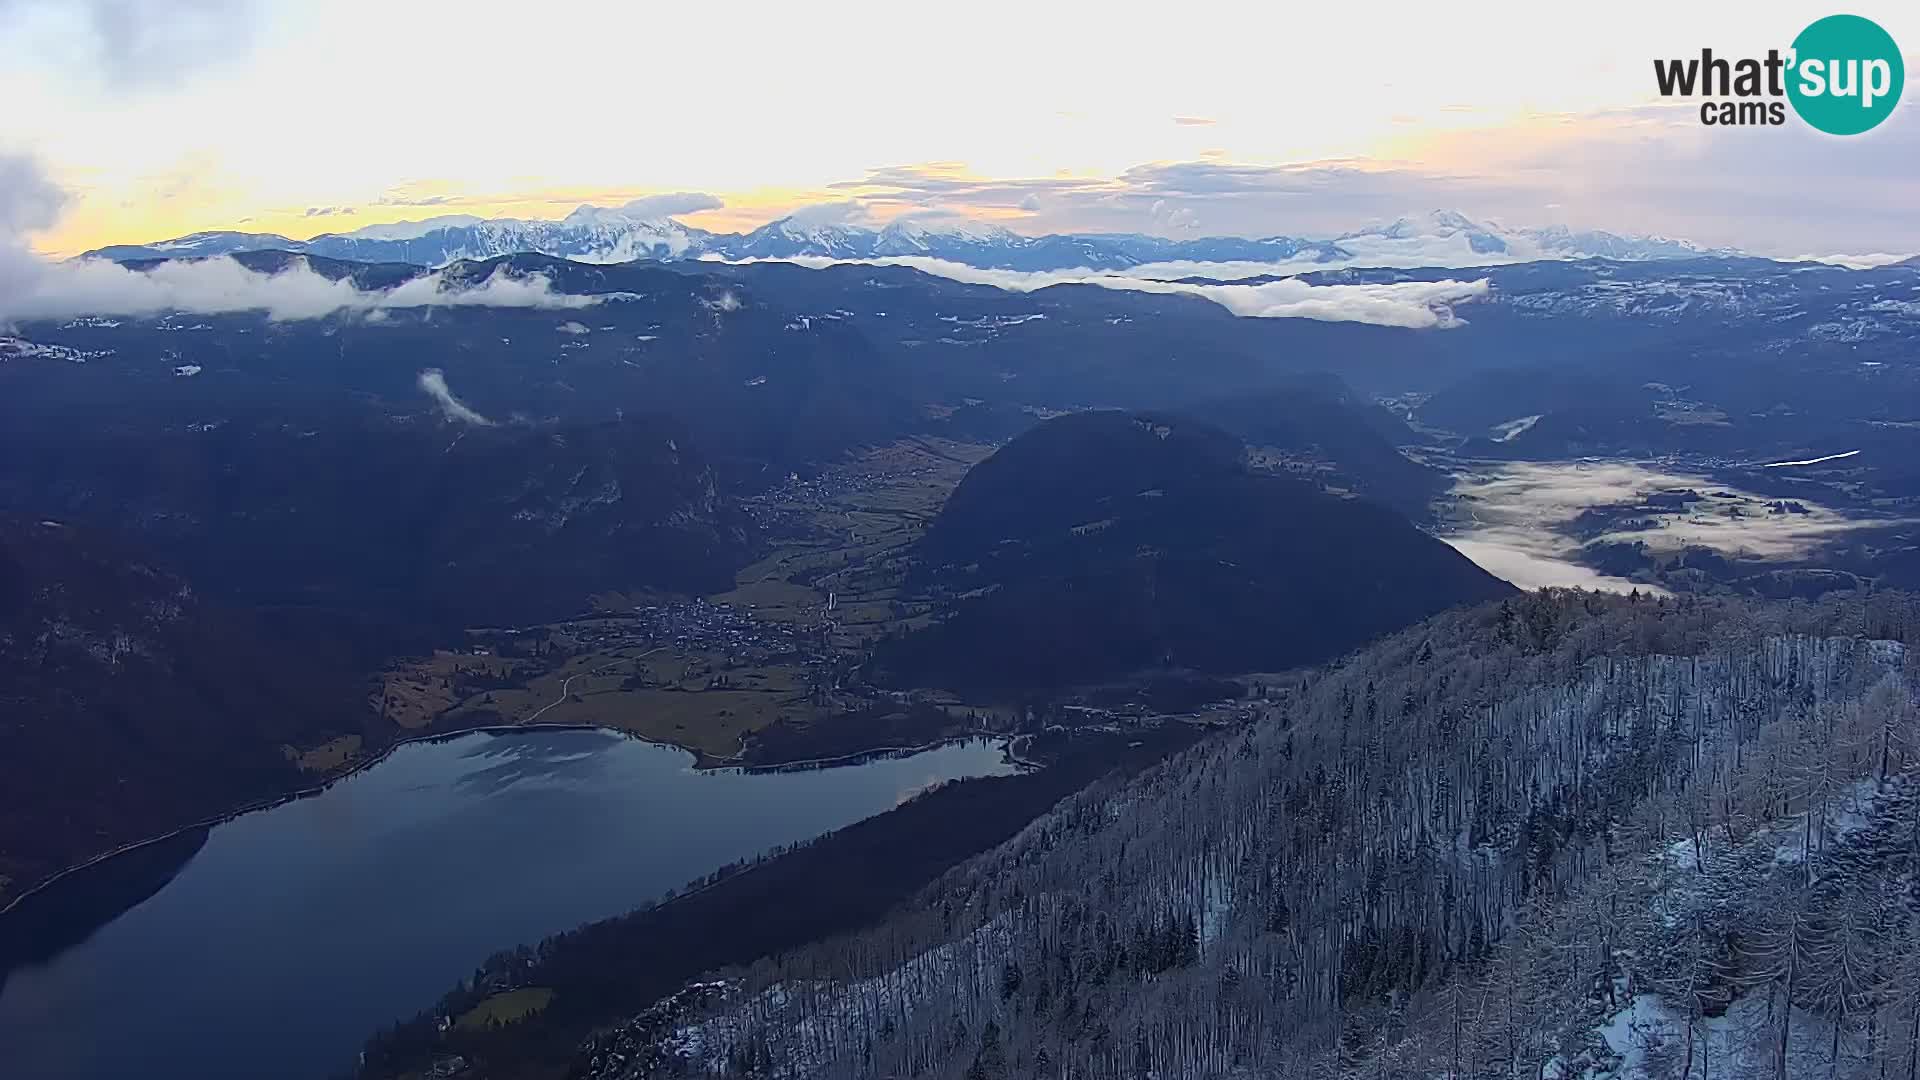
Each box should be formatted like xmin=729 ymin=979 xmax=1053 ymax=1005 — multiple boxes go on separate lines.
xmin=10 ymin=201 xmax=1920 ymax=1080
xmin=82 ymin=207 xmax=1724 ymax=273
xmin=5 ymin=244 xmax=1919 ymax=911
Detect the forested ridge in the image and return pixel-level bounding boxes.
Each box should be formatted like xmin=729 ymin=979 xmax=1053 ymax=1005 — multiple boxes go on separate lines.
xmin=871 ymin=410 xmax=1509 ymax=694
xmin=0 ymin=517 xmax=372 ymax=903
xmin=580 ymin=589 xmax=1920 ymax=1079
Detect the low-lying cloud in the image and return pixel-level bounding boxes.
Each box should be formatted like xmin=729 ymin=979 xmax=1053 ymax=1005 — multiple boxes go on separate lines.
xmin=0 ymin=152 xmax=597 ymax=325
xmin=731 ymin=254 xmax=1486 ymax=328
xmin=417 ymin=369 xmax=493 ymax=426
xmin=1443 ymin=460 xmax=1902 ymax=593
xmin=0 ymin=255 xmax=599 ymax=324
xmin=1794 ymin=252 xmax=1914 ymax=270
xmin=1443 ymin=538 xmax=1652 ymax=594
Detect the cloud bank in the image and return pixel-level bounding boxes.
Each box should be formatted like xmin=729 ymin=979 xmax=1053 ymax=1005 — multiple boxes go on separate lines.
xmin=0 ymin=255 xmax=599 ymax=324
xmin=1 ymin=153 xmax=599 ymax=324
xmin=812 ymin=105 xmax=1920 ymax=257
xmin=1443 ymin=460 xmax=1903 ymax=593
xmin=1794 ymin=253 xmax=1915 ymax=270
xmin=735 ymin=254 xmax=1487 ymax=328
xmin=417 ymin=369 xmax=492 ymax=426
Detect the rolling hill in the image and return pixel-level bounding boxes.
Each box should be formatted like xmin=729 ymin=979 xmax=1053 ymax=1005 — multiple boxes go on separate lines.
xmin=869 ymin=410 xmax=1512 ymax=694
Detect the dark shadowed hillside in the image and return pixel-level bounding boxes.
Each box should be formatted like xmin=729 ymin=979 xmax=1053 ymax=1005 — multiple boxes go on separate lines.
xmin=0 ymin=413 xmax=750 ymax=639
xmin=1184 ymin=374 xmax=1447 ymax=518
xmin=869 ymin=411 xmax=1512 ymax=694
xmin=0 ymin=519 xmax=372 ymax=904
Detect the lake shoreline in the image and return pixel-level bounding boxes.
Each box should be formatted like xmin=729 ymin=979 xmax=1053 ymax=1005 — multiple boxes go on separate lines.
xmin=2 ymin=730 xmax=1025 ymax=1080
xmin=1 ymin=704 xmax=1022 ymax=922
xmin=355 ymin=725 xmax=1195 ymax=1080
xmin=0 ymin=721 xmax=653 ymax=921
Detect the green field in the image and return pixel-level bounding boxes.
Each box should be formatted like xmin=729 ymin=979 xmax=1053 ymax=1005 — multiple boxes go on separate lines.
xmin=456 ymin=987 xmax=554 ymax=1031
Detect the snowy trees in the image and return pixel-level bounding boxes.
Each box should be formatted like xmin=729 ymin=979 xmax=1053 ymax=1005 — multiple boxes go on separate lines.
xmin=598 ymin=590 xmax=1920 ymax=1080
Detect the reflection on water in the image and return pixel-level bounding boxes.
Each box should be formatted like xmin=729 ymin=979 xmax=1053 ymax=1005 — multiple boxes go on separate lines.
xmin=450 ymin=730 xmax=615 ymax=795
xmin=0 ymin=729 xmax=1015 ymax=1080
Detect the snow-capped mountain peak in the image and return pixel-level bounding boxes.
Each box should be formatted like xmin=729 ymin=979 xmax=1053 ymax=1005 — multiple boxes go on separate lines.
xmin=881 ymin=217 xmax=1017 ymax=242
xmin=773 ymin=218 xmax=858 ymax=243
xmin=1341 ymin=210 xmax=1493 ymax=240
xmin=87 ymin=203 xmax=1746 ymax=273
xmin=340 ymin=215 xmax=486 ymax=241
xmin=1332 ymin=209 xmax=1723 ymax=264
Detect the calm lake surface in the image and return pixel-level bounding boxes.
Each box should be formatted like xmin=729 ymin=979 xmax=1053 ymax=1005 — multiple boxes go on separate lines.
xmin=0 ymin=728 xmax=1016 ymax=1080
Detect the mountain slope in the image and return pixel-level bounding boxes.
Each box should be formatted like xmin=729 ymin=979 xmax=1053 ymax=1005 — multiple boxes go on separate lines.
xmin=587 ymin=589 xmax=1920 ymax=1080
xmin=1183 ymin=374 xmax=1446 ymax=518
xmin=0 ymin=412 xmax=749 ymax=637
xmin=0 ymin=518 xmax=373 ymax=905
xmin=869 ymin=411 xmax=1511 ymax=693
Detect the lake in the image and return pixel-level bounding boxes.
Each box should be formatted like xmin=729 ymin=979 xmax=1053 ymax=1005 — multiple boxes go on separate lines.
xmin=0 ymin=728 xmax=1018 ymax=1080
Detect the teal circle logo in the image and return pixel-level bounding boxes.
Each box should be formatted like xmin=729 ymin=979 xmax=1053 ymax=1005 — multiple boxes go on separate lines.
xmin=1787 ymin=14 xmax=1903 ymax=135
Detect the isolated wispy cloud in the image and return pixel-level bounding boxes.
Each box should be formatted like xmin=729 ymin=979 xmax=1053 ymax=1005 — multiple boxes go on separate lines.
xmin=373 ymin=191 xmax=461 ymax=208
xmin=781 ymin=200 xmax=874 ymax=228
xmin=416 ymin=369 xmax=492 ymax=426
xmin=612 ymin=192 xmax=723 ymax=218
xmin=731 ymin=254 xmax=1486 ymax=328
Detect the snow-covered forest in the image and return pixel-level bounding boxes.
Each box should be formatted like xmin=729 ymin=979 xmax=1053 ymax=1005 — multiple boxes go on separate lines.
xmin=577 ymin=590 xmax=1920 ymax=1080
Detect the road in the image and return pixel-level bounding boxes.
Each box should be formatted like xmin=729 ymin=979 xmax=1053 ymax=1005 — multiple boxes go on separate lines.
xmin=524 ymin=646 xmax=667 ymax=724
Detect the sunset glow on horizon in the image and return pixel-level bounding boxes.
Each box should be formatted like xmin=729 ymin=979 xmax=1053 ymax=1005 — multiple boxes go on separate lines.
xmin=5 ymin=0 xmax=1918 ymax=257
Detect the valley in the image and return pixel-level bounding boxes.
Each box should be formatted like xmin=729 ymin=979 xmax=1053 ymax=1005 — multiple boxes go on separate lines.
xmin=1436 ymin=454 xmax=1920 ymax=596
xmin=1 ymin=240 xmax=1917 ymax=1080
xmin=367 ymin=437 xmax=1000 ymax=767
xmin=12 ymin=11 xmax=1920 ymax=1077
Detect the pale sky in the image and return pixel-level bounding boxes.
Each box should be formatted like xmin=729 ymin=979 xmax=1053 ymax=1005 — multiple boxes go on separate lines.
xmin=3 ymin=0 xmax=1917 ymax=256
